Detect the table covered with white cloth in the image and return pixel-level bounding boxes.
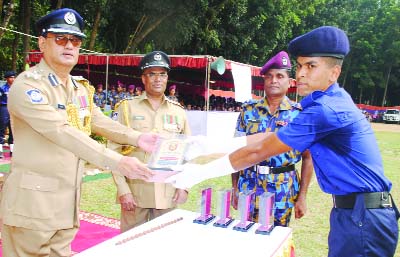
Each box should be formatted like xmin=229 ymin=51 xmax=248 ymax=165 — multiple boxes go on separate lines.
xmin=75 ymin=209 xmax=294 ymax=257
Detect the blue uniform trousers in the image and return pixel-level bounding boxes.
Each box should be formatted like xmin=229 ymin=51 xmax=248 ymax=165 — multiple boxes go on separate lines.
xmin=328 ymin=193 xmax=399 ymax=257
xmin=0 ymin=105 xmax=13 ymax=145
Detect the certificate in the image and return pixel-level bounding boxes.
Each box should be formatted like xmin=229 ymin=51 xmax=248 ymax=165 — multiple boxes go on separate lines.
xmin=147 ymin=135 xmax=187 ymax=183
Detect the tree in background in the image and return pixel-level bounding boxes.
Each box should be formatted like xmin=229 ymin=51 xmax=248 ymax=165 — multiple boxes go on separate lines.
xmin=0 ymin=0 xmax=399 ymax=105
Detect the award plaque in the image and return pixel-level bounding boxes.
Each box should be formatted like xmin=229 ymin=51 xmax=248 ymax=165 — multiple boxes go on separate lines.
xmin=148 ymin=135 xmax=187 ymax=169
xmin=255 ymin=192 xmax=275 ymax=235
xmin=193 ymin=187 xmax=215 ymax=225
xmin=213 ymin=189 xmax=234 ymax=228
xmin=147 ymin=135 xmax=187 ymax=182
xmin=233 ymin=190 xmax=255 ymax=232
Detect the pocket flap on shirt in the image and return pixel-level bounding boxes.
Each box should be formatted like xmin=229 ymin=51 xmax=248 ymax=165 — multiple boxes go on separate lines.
xmin=20 ymin=173 xmax=59 ymax=192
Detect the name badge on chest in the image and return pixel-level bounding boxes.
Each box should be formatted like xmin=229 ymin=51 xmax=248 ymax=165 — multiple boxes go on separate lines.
xmin=256 ymin=165 xmax=270 ymax=175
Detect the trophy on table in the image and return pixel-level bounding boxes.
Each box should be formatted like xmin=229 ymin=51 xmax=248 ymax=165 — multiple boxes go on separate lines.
xmin=233 ymin=190 xmax=255 ymax=232
xmin=213 ymin=189 xmax=234 ymax=228
xmin=193 ymin=187 xmax=216 ymax=225
xmin=147 ymin=134 xmax=187 ymax=182
xmin=255 ymin=192 xmax=275 ymax=235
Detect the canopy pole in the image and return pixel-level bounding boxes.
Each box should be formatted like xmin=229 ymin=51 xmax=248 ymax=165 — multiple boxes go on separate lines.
xmin=205 ymin=56 xmax=212 ymax=111
xmin=105 ymin=54 xmax=109 ymax=102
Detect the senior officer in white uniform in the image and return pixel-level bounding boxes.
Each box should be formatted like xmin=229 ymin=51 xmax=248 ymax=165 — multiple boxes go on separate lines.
xmin=111 ymin=51 xmax=190 ymax=232
xmin=1 ymin=8 xmax=156 ymax=257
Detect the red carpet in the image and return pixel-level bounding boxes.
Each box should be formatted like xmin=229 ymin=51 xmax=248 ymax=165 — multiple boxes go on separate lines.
xmin=0 ymin=146 xmax=11 ymax=165
xmin=0 ymin=211 xmax=120 ymax=256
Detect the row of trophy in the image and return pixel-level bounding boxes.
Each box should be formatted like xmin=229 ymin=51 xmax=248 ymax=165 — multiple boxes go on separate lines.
xmin=193 ymin=187 xmax=275 ymax=235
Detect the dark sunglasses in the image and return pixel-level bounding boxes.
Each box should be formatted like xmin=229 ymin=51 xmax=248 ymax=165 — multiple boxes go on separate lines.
xmin=46 ymin=35 xmax=83 ymax=48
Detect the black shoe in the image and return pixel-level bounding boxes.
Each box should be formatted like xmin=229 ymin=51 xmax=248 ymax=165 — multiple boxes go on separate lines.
xmin=0 ymin=152 xmax=3 ymax=159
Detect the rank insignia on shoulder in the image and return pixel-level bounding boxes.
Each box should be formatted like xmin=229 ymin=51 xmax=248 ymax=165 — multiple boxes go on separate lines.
xmin=26 ymin=89 xmax=44 ymax=103
xmin=57 ymin=104 xmax=66 ymax=109
xmin=249 ymin=119 xmax=261 ymax=123
xmin=25 ymin=71 xmax=42 ymax=80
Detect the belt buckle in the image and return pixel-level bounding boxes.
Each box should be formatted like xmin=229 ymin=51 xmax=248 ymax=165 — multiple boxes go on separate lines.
xmin=257 ymin=165 xmax=270 ymax=175
xmin=380 ymin=192 xmax=392 ymax=208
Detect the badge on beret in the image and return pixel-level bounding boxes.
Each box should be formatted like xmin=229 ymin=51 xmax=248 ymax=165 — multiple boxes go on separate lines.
xmin=154 ymin=53 xmax=162 ymax=61
xmin=64 ymin=12 xmax=77 ymax=25
xmin=26 ymin=89 xmax=44 ymax=104
xmin=282 ymin=57 xmax=288 ymax=66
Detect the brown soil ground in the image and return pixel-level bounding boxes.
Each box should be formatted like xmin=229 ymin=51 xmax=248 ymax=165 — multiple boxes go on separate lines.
xmin=371 ymin=123 xmax=400 ymax=133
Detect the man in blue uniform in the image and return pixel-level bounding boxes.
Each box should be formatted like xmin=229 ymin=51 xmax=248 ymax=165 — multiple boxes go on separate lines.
xmin=232 ymin=51 xmax=313 ymax=226
xmin=93 ymin=83 xmax=106 ymax=109
xmin=0 ymin=71 xmax=16 ymax=158
xmin=108 ymin=84 xmax=117 ymax=109
xmin=135 ymin=86 xmax=143 ymax=96
xmin=168 ymin=26 xmax=399 ymax=256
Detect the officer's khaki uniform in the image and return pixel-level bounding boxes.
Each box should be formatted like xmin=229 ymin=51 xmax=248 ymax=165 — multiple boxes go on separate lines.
xmin=0 ymin=60 xmax=143 ymax=257
xmin=111 ymin=93 xmax=190 ymax=232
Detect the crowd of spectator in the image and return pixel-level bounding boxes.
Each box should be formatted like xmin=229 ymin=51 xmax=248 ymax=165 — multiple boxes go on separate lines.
xmin=93 ymin=82 xmax=245 ymax=112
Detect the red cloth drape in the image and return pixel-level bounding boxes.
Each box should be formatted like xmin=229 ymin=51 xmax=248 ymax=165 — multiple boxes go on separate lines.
xmin=28 ymin=52 xmax=262 ymax=75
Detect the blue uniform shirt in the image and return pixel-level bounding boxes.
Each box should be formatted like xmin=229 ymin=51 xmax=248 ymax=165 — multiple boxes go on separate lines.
xmin=0 ymin=83 xmax=11 ymax=105
xmin=236 ymin=96 xmax=302 ymax=177
xmin=277 ymin=83 xmax=392 ymax=195
xmin=236 ymin=96 xmax=303 ymax=214
xmin=93 ymin=91 xmax=106 ymax=107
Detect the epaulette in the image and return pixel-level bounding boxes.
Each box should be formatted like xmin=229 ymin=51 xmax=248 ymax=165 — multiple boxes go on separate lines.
xmin=71 ymin=75 xmax=88 ymax=82
xmin=166 ymin=97 xmax=184 ymax=108
xmin=241 ymin=98 xmax=258 ymax=108
xmin=285 ymin=97 xmax=302 ymax=111
xmin=114 ymin=98 xmax=128 ymax=110
xmin=24 ymin=70 xmax=43 ymax=81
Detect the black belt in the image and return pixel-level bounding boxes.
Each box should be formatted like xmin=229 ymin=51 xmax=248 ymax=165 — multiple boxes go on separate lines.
xmin=256 ymin=164 xmax=295 ymax=175
xmin=333 ymin=192 xmax=393 ymax=209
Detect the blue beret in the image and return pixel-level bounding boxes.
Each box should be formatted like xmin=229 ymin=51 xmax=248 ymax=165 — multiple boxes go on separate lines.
xmin=4 ymin=71 xmax=16 ymax=78
xmin=128 ymin=84 xmax=135 ymax=90
xmin=288 ymin=26 xmax=349 ymax=58
xmin=169 ymin=85 xmax=176 ymax=90
xmin=36 ymin=8 xmax=86 ymax=38
xmin=136 ymin=86 xmax=143 ymax=91
xmin=260 ymin=51 xmax=291 ymax=75
xmin=140 ymin=51 xmax=170 ymax=71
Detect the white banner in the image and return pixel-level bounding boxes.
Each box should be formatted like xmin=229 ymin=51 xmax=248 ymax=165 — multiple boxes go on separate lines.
xmin=231 ymin=63 xmax=252 ymax=102
xmin=186 ymin=111 xmax=239 ymax=138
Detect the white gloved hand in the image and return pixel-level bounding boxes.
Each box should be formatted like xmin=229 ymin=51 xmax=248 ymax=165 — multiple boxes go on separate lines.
xmin=184 ymin=135 xmax=247 ymax=161
xmin=165 ymin=155 xmax=236 ymax=189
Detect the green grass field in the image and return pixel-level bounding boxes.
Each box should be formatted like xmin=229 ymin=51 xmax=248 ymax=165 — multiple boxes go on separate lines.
xmin=80 ymin=130 xmax=400 ymax=257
